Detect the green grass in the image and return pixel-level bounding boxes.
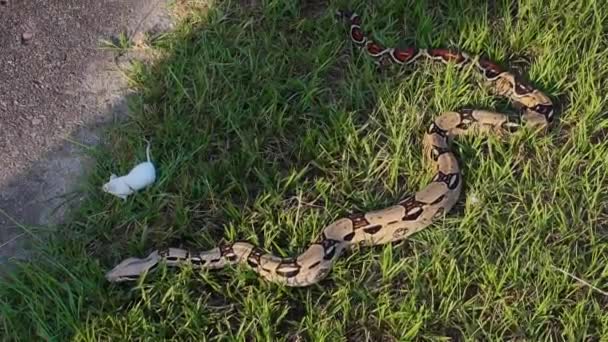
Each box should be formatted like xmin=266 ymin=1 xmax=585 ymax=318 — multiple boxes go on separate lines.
xmin=2 ymin=0 xmax=608 ymax=340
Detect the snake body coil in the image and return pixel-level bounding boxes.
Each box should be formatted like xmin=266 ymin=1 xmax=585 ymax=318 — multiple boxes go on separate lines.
xmin=106 ymin=10 xmax=554 ymax=286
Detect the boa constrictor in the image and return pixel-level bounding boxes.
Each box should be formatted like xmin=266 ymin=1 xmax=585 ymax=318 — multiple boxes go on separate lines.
xmin=105 ymin=10 xmax=554 ymax=286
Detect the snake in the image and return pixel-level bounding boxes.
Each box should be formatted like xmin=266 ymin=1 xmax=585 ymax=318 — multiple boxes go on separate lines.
xmin=105 ymin=10 xmax=554 ymax=286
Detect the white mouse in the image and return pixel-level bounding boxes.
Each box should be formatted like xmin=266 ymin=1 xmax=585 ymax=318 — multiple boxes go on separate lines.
xmin=102 ymin=140 xmax=156 ymax=200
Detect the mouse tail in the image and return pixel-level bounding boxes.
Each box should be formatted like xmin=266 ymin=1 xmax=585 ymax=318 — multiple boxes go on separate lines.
xmin=144 ymin=139 xmax=152 ymax=162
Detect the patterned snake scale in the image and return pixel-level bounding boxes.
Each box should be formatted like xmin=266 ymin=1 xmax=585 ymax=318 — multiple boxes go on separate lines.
xmin=105 ymin=10 xmax=554 ymax=286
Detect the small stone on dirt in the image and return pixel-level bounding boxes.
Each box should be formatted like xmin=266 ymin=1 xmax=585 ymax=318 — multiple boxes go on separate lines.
xmin=21 ymin=32 xmax=33 ymax=44
xmin=31 ymin=118 xmax=41 ymax=126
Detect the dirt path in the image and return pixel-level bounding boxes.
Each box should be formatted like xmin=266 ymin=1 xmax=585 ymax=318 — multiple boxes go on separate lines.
xmin=0 ymin=0 xmax=173 ymax=264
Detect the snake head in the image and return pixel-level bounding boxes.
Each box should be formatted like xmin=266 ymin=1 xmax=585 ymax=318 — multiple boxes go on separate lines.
xmin=105 ymin=251 xmax=160 ymax=282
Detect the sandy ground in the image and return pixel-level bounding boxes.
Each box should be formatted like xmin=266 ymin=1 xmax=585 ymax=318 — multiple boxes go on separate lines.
xmin=0 ymin=0 xmax=173 ymax=264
